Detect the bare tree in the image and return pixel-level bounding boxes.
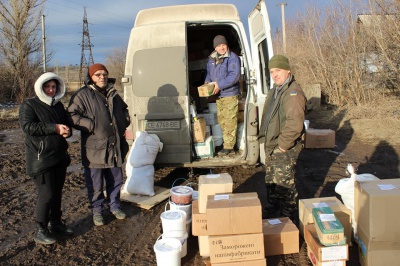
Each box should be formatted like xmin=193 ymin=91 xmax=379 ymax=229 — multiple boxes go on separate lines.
xmin=0 ymin=0 xmax=45 ymax=103
xmin=105 ymin=46 xmax=127 ymax=91
xmin=281 ymin=0 xmax=399 ymax=107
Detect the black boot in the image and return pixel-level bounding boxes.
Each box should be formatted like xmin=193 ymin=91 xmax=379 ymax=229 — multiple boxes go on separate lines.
xmin=49 ymin=221 xmax=73 ymax=236
xmin=34 ymin=223 xmax=56 ymax=245
xmin=262 ymin=184 xmax=280 ymax=219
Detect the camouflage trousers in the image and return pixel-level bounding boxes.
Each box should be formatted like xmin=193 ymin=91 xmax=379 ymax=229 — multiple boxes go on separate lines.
xmin=264 ymin=142 xmax=303 ymax=220
xmin=216 ymin=95 xmax=238 ymax=149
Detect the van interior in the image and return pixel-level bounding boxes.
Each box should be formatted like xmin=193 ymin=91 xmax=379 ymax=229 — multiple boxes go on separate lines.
xmin=186 ymin=24 xmax=250 ymax=162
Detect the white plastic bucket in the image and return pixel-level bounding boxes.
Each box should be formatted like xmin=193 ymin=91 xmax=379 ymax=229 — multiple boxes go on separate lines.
xmin=163 ymin=232 xmax=188 ymax=258
xmin=154 ymin=235 xmax=182 ymax=266
xmin=186 ymin=218 xmax=192 ymax=236
xmin=170 ymin=186 xmax=194 ymax=205
xmin=212 ymin=136 xmax=223 ymax=147
xmin=211 ymin=124 xmax=223 ymax=146
xmin=160 ymin=210 xmax=187 ymax=238
xmin=192 ymin=190 xmax=198 ymax=200
xmin=166 ymin=201 xmax=192 ymax=222
xmin=208 ymin=103 xmax=217 ymax=113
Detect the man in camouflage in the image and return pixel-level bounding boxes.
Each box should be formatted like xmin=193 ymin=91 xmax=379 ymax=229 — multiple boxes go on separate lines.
xmin=259 ymin=54 xmax=306 ymax=223
xmin=205 ymin=35 xmax=241 ymax=155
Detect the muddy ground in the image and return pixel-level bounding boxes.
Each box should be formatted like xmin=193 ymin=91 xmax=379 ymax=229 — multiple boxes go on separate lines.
xmin=1 ymin=105 xmax=399 ymax=265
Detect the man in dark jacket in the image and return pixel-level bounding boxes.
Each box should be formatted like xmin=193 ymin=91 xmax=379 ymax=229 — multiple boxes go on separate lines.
xmin=67 ymin=63 xmax=130 ymax=226
xmin=19 ymin=72 xmax=73 ymax=244
xmin=259 ymin=55 xmax=306 ymax=224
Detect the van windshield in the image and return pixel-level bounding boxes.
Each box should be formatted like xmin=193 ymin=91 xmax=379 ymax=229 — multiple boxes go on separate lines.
xmin=132 ymin=47 xmax=187 ymax=97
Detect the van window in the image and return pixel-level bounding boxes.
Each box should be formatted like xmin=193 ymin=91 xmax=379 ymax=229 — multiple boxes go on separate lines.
xmin=132 ymin=47 xmax=187 ymax=97
xmin=257 ymin=39 xmax=271 ymax=94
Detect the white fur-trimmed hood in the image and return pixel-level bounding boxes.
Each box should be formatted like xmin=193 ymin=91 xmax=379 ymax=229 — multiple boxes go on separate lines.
xmin=34 ymin=72 xmax=66 ymax=106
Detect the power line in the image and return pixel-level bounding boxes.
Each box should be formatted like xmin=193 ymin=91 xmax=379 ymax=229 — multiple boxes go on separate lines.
xmin=79 ymin=7 xmax=94 ymax=85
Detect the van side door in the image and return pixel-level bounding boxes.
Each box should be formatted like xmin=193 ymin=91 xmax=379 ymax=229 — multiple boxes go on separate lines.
xmin=248 ymin=0 xmax=274 ymax=164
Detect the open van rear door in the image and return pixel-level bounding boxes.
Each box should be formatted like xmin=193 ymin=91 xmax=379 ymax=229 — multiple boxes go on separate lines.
xmin=123 ymin=22 xmax=191 ymax=164
xmin=248 ymin=0 xmax=274 ymax=164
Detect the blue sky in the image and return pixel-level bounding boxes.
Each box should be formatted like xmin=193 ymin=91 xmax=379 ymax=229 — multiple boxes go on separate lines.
xmin=44 ymin=0 xmax=330 ymax=66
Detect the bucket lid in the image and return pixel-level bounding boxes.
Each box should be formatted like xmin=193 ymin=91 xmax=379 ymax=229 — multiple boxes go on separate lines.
xmin=170 ymin=186 xmax=193 ymax=196
xmin=154 ymin=238 xmax=182 ymax=252
xmin=161 ymin=210 xmax=186 ymax=220
xmin=163 ymin=231 xmax=188 ymax=242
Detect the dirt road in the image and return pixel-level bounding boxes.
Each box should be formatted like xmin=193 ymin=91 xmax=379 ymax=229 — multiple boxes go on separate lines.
xmin=1 ymin=106 xmax=399 ymax=265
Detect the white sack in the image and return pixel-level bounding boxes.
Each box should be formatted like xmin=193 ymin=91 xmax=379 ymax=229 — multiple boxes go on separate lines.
xmin=335 ymin=164 xmax=379 ymax=239
xmin=128 ymin=131 xmax=163 ymax=168
xmin=122 ymin=164 xmax=155 ymax=196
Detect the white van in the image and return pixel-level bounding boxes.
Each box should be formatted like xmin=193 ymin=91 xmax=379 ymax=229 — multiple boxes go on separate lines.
xmin=122 ymin=0 xmax=273 ymax=168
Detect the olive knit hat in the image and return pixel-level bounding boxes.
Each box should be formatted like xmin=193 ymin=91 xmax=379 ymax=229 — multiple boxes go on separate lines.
xmin=268 ymin=54 xmax=291 ymax=70
xmin=88 ymin=63 xmax=108 ymax=77
xmin=213 ymin=35 xmax=228 ymax=48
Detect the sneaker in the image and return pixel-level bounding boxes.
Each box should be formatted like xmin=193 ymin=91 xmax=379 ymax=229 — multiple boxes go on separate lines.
xmin=93 ymin=214 xmax=105 ymax=226
xmin=49 ymin=221 xmax=73 ymax=236
xmin=112 ymin=208 xmax=126 ymax=220
xmin=218 ymin=148 xmax=233 ymax=156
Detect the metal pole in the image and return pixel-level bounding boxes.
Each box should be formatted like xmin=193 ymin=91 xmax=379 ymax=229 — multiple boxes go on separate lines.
xmin=41 ymin=15 xmax=47 ymax=72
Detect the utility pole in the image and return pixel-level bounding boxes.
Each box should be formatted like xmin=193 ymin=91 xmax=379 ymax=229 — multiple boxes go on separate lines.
xmin=41 ymin=15 xmax=47 ymax=73
xmin=79 ymin=7 xmax=94 ymax=85
xmin=277 ymin=3 xmax=287 ymax=54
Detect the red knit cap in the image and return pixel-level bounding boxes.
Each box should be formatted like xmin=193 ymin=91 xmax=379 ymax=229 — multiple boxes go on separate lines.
xmin=88 ymin=63 xmax=108 ymax=77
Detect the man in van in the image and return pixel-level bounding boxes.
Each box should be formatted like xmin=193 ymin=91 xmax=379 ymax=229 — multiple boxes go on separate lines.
xmin=205 ymin=35 xmax=241 ymax=155
xmin=259 ymin=55 xmax=306 ymax=224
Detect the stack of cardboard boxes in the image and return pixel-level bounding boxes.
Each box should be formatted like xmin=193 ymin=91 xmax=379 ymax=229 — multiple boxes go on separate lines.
xmin=299 ymin=197 xmax=351 ymax=265
xmin=354 ymin=179 xmax=400 ymax=265
xmin=192 ymin=117 xmax=214 ymax=158
xmin=193 ymin=173 xmax=266 ymax=265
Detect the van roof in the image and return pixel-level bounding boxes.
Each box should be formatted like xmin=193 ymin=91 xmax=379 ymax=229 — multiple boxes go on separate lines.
xmin=135 ymin=4 xmax=241 ymax=26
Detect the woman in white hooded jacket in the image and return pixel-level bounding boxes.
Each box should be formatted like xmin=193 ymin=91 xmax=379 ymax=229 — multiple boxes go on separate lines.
xmin=19 ymin=72 xmax=73 ymax=245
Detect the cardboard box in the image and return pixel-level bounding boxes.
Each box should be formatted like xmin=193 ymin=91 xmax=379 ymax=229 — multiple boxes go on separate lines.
xmin=193 ymin=117 xmax=207 ymax=143
xmin=354 ymin=179 xmax=400 ymax=266
xmin=304 ymin=128 xmax=335 ymax=148
xmin=304 ymin=224 xmax=348 ymax=262
xmin=357 ymin=228 xmax=400 ymax=266
xmin=206 ymin=192 xmax=262 ymax=235
xmin=199 ymin=235 xmax=210 ymax=257
xmin=308 ymin=247 xmax=346 ymax=266
xmin=198 ymin=173 xmax=233 ymax=213
xmin=207 ymin=259 xmax=267 ymax=266
xmin=354 ymin=178 xmax=400 ymax=242
xmin=312 ymin=207 xmax=346 ymax=246
xmin=192 ymin=200 xmax=207 ymax=236
xmin=198 ymin=83 xmax=215 ymax=97
xmin=209 ymin=233 xmax=265 ymax=263
xmin=194 ymin=135 xmax=215 ymax=158
xmin=262 ymin=217 xmax=299 ymax=256
xmin=299 ymin=197 xmax=351 ymax=245
xmin=197 ymin=112 xmax=219 ymax=125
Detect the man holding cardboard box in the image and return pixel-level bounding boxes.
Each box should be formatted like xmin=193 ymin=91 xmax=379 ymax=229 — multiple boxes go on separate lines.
xmin=259 ymin=55 xmax=306 ymax=223
xmin=204 ymin=35 xmax=241 ymax=155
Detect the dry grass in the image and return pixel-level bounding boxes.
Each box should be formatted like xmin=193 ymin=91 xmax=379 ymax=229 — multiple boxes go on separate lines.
xmin=345 ymin=97 xmax=400 ymax=120
xmin=0 ymin=107 xmax=19 ymax=119
xmin=340 ymin=97 xmax=400 ymax=146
